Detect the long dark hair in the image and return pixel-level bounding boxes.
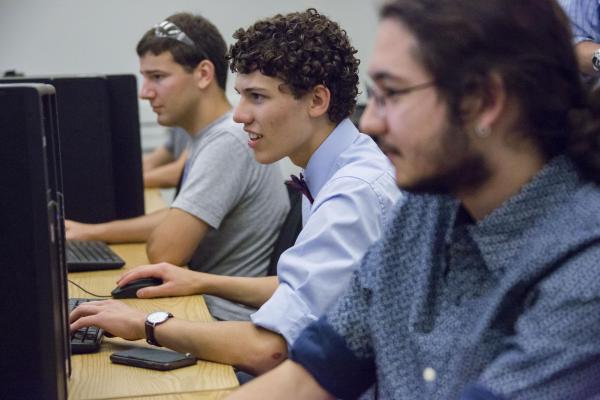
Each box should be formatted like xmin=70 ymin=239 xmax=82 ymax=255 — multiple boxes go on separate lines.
xmin=381 ymin=0 xmax=600 ymax=183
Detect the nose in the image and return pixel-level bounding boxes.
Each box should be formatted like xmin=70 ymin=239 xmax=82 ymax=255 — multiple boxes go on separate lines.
xmin=233 ymin=98 xmax=252 ymax=125
xmin=359 ymin=99 xmax=387 ymax=139
xmin=139 ymin=79 xmax=155 ymax=100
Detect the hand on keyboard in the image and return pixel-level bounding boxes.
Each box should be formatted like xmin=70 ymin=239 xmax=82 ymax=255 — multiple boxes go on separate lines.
xmin=69 ymin=299 xmax=147 ymax=341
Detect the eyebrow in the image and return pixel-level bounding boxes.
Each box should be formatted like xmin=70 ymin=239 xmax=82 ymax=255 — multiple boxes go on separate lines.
xmin=140 ymin=69 xmax=167 ymax=75
xmin=234 ymin=86 xmax=269 ymax=94
xmin=369 ymin=71 xmax=411 ymax=86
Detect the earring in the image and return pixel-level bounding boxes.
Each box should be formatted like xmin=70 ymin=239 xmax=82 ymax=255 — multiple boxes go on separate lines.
xmin=475 ymin=125 xmax=491 ymax=138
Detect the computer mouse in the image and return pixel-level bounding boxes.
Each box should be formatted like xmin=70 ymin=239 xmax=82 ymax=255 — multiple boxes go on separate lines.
xmin=111 ymin=277 xmax=163 ymax=299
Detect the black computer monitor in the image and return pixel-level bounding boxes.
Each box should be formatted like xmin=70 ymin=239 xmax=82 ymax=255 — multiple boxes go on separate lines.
xmin=0 ymin=83 xmax=69 ymax=399
xmin=0 ymin=74 xmax=145 ymax=223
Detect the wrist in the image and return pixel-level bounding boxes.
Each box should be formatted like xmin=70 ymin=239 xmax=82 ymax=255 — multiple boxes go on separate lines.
xmin=193 ymin=271 xmax=211 ymax=294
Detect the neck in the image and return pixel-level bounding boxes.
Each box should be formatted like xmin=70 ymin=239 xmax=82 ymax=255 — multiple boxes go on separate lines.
xmin=183 ymin=89 xmax=231 ymax=135
xmin=458 ymin=141 xmax=546 ymax=221
xmin=290 ymin=118 xmax=338 ymax=168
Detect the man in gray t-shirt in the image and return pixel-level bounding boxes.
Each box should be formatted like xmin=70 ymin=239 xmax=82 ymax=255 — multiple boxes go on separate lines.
xmin=65 ymin=13 xmax=289 ymax=320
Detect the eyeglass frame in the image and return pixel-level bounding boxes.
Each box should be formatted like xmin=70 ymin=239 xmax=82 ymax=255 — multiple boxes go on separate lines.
xmin=365 ymin=79 xmax=436 ymax=115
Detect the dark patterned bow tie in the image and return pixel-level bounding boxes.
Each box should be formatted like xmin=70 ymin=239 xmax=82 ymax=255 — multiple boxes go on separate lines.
xmin=285 ymin=173 xmax=314 ymax=204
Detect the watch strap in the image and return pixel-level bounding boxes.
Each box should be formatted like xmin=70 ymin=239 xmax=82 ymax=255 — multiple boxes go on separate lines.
xmin=145 ymin=312 xmax=173 ymax=347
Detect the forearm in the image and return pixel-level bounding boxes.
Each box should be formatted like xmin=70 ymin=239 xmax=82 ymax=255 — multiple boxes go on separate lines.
xmin=143 ymin=147 xmax=173 ymax=172
xmin=96 ymin=209 xmax=169 ymax=243
xmin=143 ymin=161 xmax=184 ymax=188
xmin=226 ymin=360 xmax=334 ymax=400
xmin=574 ymin=41 xmax=600 ymax=75
xmin=200 ymin=274 xmax=279 ymax=308
xmin=155 ymin=319 xmax=287 ymax=374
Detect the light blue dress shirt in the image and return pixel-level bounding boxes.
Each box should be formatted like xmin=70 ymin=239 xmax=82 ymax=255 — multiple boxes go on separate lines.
xmin=559 ymin=0 xmax=600 ymax=43
xmin=251 ymin=118 xmax=401 ymax=345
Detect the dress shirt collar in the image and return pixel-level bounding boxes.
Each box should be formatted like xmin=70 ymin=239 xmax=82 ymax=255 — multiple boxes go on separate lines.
xmin=303 ymin=118 xmax=359 ymax=200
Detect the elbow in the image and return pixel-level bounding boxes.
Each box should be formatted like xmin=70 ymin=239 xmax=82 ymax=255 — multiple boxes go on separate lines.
xmin=239 ymin=330 xmax=288 ymax=376
xmin=146 ymin=239 xmax=189 ymax=266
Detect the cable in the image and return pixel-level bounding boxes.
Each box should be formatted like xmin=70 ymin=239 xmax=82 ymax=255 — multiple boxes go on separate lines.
xmin=68 ymin=279 xmax=112 ymax=298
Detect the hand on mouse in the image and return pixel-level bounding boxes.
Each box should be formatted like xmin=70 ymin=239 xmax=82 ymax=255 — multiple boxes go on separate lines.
xmin=117 ymin=262 xmax=204 ymax=298
xmin=69 ymin=299 xmax=146 ymax=340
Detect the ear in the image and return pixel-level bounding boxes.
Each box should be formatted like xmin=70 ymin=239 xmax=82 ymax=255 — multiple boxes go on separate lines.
xmin=307 ymin=84 xmax=331 ymax=118
xmin=193 ymin=60 xmax=215 ymax=90
xmin=464 ymin=72 xmax=507 ymax=133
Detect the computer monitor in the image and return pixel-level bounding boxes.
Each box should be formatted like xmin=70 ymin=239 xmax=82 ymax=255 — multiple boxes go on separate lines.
xmin=0 ymin=74 xmax=145 ymax=223
xmin=105 ymin=74 xmax=145 ymax=219
xmin=0 ymin=83 xmax=69 ymax=399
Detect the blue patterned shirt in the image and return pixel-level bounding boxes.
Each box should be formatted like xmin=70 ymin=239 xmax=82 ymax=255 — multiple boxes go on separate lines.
xmin=291 ymin=156 xmax=600 ymax=399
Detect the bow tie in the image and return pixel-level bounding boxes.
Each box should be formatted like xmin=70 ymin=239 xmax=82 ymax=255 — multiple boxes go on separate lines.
xmin=285 ymin=173 xmax=314 ymax=204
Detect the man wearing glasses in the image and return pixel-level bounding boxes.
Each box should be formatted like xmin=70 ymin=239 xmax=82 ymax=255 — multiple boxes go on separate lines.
xmin=70 ymin=9 xmax=400 ymax=377
xmin=65 ymin=13 xmax=289 ymax=321
xmin=226 ymin=0 xmax=600 ymax=398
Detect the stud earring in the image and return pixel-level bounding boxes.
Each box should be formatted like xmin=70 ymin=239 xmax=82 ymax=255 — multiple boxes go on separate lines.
xmin=475 ymin=125 xmax=491 ymax=138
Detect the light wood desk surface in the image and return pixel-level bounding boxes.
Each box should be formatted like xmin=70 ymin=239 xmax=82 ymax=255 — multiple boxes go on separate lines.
xmin=67 ymin=189 xmax=238 ymax=400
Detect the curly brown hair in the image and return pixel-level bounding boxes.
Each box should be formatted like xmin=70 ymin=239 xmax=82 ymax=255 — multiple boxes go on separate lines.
xmin=227 ymin=8 xmax=360 ymax=124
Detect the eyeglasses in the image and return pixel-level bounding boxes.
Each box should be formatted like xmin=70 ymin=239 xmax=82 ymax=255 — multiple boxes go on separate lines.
xmin=365 ymin=80 xmax=435 ymax=114
xmin=153 ymin=20 xmax=195 ymax=47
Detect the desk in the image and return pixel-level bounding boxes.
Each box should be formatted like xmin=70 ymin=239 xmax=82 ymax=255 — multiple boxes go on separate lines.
xmin=67 ymin=189 xmax=238 ymax=399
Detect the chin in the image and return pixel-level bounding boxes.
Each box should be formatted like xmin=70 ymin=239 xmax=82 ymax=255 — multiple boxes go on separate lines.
xmin=253 ymin=151 xmax=279 ymax=165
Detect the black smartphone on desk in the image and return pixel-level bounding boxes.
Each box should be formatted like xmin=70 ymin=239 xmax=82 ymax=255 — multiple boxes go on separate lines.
xmin=110 ymin=348 xmax=197 ymax=371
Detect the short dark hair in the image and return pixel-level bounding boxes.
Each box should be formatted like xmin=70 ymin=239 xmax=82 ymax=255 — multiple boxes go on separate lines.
xmin=136 ymin=12 xmax=228 ymax=90
xmin=228 ymin=8 xmax=360 ymax=124
xmin=381 ymin=0 xmax=600 ymax=183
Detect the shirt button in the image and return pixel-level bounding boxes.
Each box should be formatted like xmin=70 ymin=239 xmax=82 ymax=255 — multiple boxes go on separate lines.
xmin=423 ymin=367 xmax=436 ymax=382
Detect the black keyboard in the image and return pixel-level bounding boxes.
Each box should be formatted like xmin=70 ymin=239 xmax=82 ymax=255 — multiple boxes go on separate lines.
xmin=66 ymin=240 xmax=125 ymax=272
xmin=69 ymin=298 xmax=104 ymax=354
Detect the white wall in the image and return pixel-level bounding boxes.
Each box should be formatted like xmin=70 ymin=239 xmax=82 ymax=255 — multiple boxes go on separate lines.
xmin=0 ymin=0 xmax=380 ymax=177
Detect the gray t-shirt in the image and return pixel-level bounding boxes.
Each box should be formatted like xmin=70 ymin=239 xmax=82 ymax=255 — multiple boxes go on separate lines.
xmin=164 ymin=127 xmax=190 ymax=159
xmin=171 ymin=112 xmax=289 ymax=321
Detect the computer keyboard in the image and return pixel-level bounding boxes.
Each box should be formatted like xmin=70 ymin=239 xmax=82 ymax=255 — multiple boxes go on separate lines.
xmin=66 ymin=240 xmax=125 ymax=272
xmin=69 ymin=298 xmax=104 ymax=354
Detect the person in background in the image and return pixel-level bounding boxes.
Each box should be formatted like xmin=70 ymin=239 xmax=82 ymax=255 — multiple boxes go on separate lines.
xmin=226 ymin=0 xmax=600 ymax=398
xmin=69 ymin=8 xmax=400 ymax=377
xmin=142 ymin=127 xmax=189 ymax=189
xmin=66 ymin=12 xmax=289 ymax=321
xmin=559 ymin=0 xmax=600 ymax=82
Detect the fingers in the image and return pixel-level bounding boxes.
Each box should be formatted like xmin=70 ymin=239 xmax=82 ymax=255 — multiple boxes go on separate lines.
xmin=118 ymin=264 xmax=162 ymax=286
xmin=136 ymin=282 xmax=173 ymax=299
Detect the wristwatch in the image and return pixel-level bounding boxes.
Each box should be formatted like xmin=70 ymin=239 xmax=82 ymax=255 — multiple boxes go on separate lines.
xmin=145 ymin=311 xmax=173 ymax=347
xmin=592 ymin=48 xmax=600 ymax=72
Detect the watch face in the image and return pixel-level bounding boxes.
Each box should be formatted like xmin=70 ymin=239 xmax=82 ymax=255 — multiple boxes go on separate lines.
xmin=593 ymin=50 xmax=600 ymax=71
xmin=147 ymin=311 xmax=171 ymax=324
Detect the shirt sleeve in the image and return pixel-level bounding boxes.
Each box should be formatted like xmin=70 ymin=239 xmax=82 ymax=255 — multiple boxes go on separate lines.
xmin=171 ymin=132 xmax=249 ymax=229
xmin=290 ymin=242 xmax=382 ymax=399
xmin=559 ymin=0 xmax=600 ymax=43
xmin=476 ymin=243 xmax=600 ymax=399
xmin=251 ymin=176 xmax=392 ymax=345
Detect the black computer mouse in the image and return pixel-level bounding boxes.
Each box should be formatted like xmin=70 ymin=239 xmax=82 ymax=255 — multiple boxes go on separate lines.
xmin=111 ymin=277 xmax=163 ymax=299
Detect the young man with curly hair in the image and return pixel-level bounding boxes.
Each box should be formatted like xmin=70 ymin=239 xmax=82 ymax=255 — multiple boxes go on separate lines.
xmin=70 ymin=9 xmax=399 ymax=376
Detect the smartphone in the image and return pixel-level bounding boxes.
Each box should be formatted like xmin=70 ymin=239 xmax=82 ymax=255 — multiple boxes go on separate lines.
xmin=110 ymin=348 xmax=197 ymax=371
